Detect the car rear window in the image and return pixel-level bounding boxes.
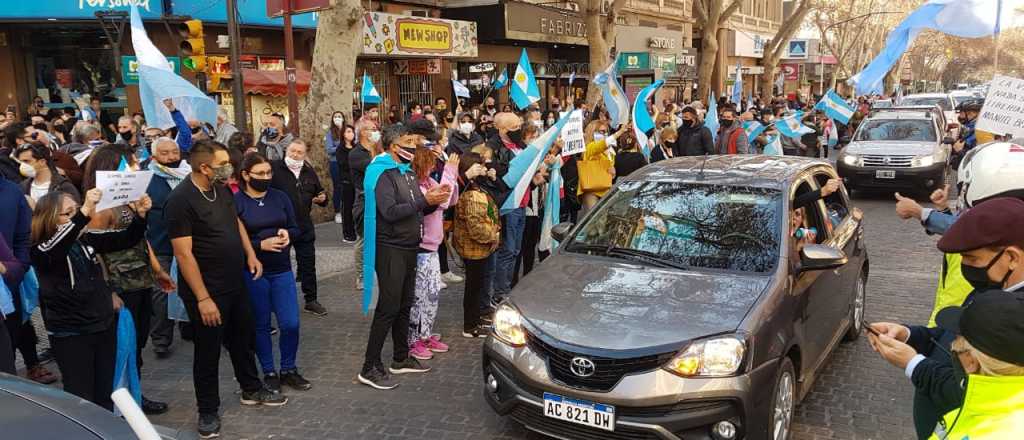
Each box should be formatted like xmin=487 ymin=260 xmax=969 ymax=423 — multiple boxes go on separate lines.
xmin=855 ymin=119 xmax=936 ymax=142
xmin=568 ymin=182 xmax=782 ymax=272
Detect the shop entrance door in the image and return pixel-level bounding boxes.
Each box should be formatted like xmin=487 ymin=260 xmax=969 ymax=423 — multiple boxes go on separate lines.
xmin=398 ymin=75 xmax=433 ymax=114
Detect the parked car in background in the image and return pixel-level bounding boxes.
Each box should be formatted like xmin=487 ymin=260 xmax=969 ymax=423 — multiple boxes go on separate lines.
xmin=0 ymin=373 xmax=195 ymax=439
xmin=897 ymin=93 xmax=958 ymax=134
xmin=483 ymin=156 xmax=868 ymax=440
xmin=837 ymin=106 xmax=954 ymax=195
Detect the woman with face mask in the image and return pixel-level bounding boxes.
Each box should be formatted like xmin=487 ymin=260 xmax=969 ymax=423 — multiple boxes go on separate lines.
xmin=452 ymin=152 xmax=500 ymax=338
xmin=80 ymin=144 xmax=172 ymax=414
xmin=578 ymin=120 xmax=627 ymax=212
xmin=326 ymin=112 xmax=358 ymax=241
xmin=29 ymin=187 xmax=150 ymax=410
xmin=447 ymin=113 xmax=483 ymax=155
xmin=235 ymin=153 xmax=311 ymax=393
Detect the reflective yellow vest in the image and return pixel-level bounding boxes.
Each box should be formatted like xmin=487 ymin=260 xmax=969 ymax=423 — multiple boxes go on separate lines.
xmin=929 ymin=253 xmax=974 ymax=327
xmin=929 ymin=374 xmax=1024 ymax=440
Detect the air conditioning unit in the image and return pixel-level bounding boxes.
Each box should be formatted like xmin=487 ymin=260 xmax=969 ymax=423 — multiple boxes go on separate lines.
xmin=405 ymin=9 xmax=429 ymax=17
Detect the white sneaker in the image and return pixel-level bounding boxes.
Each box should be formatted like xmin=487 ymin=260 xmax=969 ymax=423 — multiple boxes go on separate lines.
xmin=334 ymin=213 xmax=343 ymax=224
xmin=441 ymin=272 xmax=464 ymax=284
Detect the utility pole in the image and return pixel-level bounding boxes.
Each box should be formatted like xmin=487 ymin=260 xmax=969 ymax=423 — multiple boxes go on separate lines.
xmin=283 ymin=0 xmax=300 ymax=136
xmin=226 ymin=0 xmax=247 ymax=130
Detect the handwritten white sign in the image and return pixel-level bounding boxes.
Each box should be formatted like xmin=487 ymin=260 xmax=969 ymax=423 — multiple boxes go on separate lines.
xmin=95 ymin=170 xmax=154 ymax=212
xmin=560 ymin=110 xmax=586 ymax=157
xmin=976 ymin=74 xmax=1024 ymax=139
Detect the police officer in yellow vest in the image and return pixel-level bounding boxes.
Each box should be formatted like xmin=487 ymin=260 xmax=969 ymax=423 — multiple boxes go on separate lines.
xmin=872 ymin=197 xmax=1024 ymax=438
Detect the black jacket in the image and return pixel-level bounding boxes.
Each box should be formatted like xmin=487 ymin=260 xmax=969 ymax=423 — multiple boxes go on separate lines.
xmin=30 ymin=211 xmax=146 ymax=335
xmin=447 ymin=131 xmax=484 ymax=155
xmin=374 ymin=168 xmax=436 ymax=249
xmin=349 ymin=144 xmax=374 ymax=230
xmin=674 ymin=123 xmax=714 ymax=157
xmin=270 ymin=160 xmax=327 ymax=235
xmin=483 ymin=135 xmax=519 ymax=207
xmin=21 ymin=172 xmax=81 ymax=203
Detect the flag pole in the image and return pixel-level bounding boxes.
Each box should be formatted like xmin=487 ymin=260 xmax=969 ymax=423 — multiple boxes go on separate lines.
xmin=994 ymin=0 xmax=1003 ymax=75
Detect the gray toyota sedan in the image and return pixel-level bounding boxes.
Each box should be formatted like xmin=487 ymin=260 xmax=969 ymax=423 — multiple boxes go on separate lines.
xmin=483 ymin=156 xmax=868 ymax=440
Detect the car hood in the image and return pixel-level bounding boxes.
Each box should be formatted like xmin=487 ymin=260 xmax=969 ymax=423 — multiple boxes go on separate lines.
xmin=512 ymin=253 xmax=771 ymax=352
xmin=845 ymin=141 xmax=936 ymax=156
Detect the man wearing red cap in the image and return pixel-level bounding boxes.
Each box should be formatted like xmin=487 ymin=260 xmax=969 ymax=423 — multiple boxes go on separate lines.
xmin=868 ymin=197 xmax=1024 ymax=439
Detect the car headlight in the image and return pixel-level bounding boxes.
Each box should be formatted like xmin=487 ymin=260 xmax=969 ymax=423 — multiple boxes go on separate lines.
xmin=664 ymin=336 xmax=746 ymax=377
xmin=493 ymin=303 xmax=526 ymax=346
xmin=842 ymin=153 xmax=861 ymax=166
xmin=913 ymin=155 xmax=934 ymax=167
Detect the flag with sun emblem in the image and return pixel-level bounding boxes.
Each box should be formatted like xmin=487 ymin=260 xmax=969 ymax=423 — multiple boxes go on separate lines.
xmin=593 ymin=58 xmax=629 ymax=129
xmin=510 ymin=49 xmax=541 ymax=110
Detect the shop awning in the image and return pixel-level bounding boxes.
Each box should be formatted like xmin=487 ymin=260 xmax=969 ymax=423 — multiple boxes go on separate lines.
xmin=242 ymin=69 xmax=311 ymax=97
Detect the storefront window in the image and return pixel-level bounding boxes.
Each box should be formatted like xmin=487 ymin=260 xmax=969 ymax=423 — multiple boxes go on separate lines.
xmin=25 ymin=25 xmax=126 ymax=115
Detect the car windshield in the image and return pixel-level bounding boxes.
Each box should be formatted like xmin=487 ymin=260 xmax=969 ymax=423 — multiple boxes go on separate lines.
xmin=567 ymin=182 xmax=782 ymax=272
xmin=951 ymin=95 xmax=973 ymax=107
xmin=900 ymin=97 xmax=950 ymax=111
xmin=855 ymin=119 xmax=936 ymax=142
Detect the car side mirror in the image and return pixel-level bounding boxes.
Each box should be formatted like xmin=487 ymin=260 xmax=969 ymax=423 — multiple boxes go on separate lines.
xmin=942 ymin=136 xmax=956 ymax=145
xmin=840 ymin=136 xmax=851 ymax=144
xmin=799 ymin=244 xmax=848 ymax=272
xmin=551 ymin=222 xmax=574 ymax=243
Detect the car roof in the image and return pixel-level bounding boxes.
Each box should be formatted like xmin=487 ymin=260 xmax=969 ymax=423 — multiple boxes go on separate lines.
xmin=902 ymin=93 xmax=949 ymax=99
xmin=625 ymin=155 xmax=830 ymax=189
xmin=868 ymin=110 xmax=935 ymax=120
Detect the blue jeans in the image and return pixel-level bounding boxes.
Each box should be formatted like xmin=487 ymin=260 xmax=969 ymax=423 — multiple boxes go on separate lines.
xmin=493 ymin=208 xmax=525 ymax=299
xmin=244 ymin=270 xmax=300 ymax=374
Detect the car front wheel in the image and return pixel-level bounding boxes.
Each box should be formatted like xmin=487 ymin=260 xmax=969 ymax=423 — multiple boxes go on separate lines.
xmin=844 ymin=272 xmax=867 ymax=342
xmin=768 ymin=357 xmax=796 ymax=440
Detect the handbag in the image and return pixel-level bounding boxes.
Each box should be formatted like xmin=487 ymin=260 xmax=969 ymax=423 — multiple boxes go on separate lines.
xmin=578 ymin=158 xmax=612 ymax=193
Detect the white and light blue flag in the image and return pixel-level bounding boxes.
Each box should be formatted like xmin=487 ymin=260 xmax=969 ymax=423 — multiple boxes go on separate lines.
xmin=130 ymin=4 xmax=216 ymax=130
xmin=361 ymin=72 xmax=381 ymax=104
xmin=814 ymin=89 xmax=855 ymax=124
xmin=731 ymin=61 xmax=743 ymax=104
xmin=849 ymin=0 xmax=1024 ymax=96
xmin=774 ymin=113 xmax=815 ymax=138
xmin=827 ymin=119 xmax=839 ymax=148
xmin=452 ymin=80 xmax=471 ymax=99
xmin=763 ymin=135 xmax=784 ymax=156
xmin=632 ymin=79 xmax=665 ymax=160
xmin=568 ymin=71 xmax=576 ymax=86
xmin=704 ymin=91 xmax=719 ymax=143
xmin=538 ymin=160 xmax=562 ymax=253
xmin=593 ymin=58 xmax=630 ymax=129
xmin=492 ymin=68 xmax=509 ymax=90
xmin=744 ymin=120 xmax=766 ymax=143
xmin=501 ymin=114 xmax=572 ymax=214
xmin=510 ymin=49 xmax=541 ymax=110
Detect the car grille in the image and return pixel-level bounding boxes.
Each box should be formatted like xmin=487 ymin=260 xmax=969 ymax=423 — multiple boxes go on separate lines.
xmin=526 ymin=332 xmax=677 ymax=392
xmin=510 ymin=405 xmax=658 ymax=440
xmin=862 ymin=154 xmax=914 ymax=168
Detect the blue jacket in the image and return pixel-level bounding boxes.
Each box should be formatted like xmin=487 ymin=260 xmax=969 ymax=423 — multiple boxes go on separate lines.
xmin=923 ymin=210 xmax=957 ymax=235
xmin=145 ymin=175 xmax=175 ymax=257
xmin=171 ymin=109 xmax=193 ymax=153
xmin=0 ymin=177 xmax=30 ymax=277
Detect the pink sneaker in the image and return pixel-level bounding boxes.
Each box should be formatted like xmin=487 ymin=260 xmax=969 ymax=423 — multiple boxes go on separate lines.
xmin=426 ymin=335 xmax=449 ymax=353
xmin=410 ymin=340 xmax=434 ymax=360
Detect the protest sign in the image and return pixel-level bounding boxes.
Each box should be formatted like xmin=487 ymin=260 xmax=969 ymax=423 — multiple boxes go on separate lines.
xmin=976 ymin=75 xmax=1024 ymax=139
xmin=95 ymin=171 xmax=154 ymax=212
xmin=560 ymin=110 xmax=586 ymax=157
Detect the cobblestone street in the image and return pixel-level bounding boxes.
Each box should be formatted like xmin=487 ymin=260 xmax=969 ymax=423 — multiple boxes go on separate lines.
xmin=36 ymin=194 xmax=938 ymax=439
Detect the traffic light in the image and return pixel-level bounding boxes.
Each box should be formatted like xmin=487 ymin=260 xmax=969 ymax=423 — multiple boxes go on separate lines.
xmin=178 ymin=19 xmax=206 ymax=71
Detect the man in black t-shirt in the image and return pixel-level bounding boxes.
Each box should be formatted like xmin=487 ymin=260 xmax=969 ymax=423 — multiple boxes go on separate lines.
xmin=165 ymin=140 xmax=286 ymax=439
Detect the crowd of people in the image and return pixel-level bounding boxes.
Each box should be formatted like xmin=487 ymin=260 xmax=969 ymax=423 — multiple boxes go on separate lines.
xmin=0 ymin=86 xmax=1021 ymax=440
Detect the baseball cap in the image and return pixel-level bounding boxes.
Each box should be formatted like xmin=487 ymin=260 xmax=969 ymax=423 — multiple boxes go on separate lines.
xmin=937 ymin=197 xmax=1024 ymax=253
xmin=936 ymin=291 xmax=1024 ymax=365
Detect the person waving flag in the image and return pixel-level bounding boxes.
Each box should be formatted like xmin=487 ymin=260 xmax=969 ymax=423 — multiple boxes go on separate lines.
xmin=774 ymin=113 xmax=815 ymax=138
xmin=501 ymin=115 xmax=572 ymax=214
xmin=814 ymin=89 xmax=855 ymax=125
xmin=632 ymin=80 xmax=665 ymax=159
xmin=593 ymin=58 xmax=629 ymax=129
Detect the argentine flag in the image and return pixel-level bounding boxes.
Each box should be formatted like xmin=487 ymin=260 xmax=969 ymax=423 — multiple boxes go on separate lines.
xmin=593 ymin=59 xmax=629 ymax=129
xmin=744 ymin=120 xmax=766 ymax=143
xmin=492 ymin=68 xmax=509 ymax=90
xmin=361 ymin=72 xmax=381 ymax=104
xmin=763 ymin=135 xmax=784 ymax=156
xmin=774 ymin=113 xmax=815 ymax=138
xmin=452 ymin=80 xmax=471 ymax=99
xmin=501 ymin=114 xmax=572 ymax=214
xmin=705 ymin=91 xmax=719 ymax=143
xmin=130 ymin=4 xmax=216 ymax=130
xmin=632 ymin=79 xmax=665 ymax=160
xmin=826 ymin=119 xmax=839 ymax=148
xmin=814 ymin=90 xmax=855 ymax=125
xmin=731 ymin=61 xmax=743 ymax=104
xmin=538 ymin=159 xmax=562 ymax=253
xmin=849 ymin=0 xmax=1024 ymax=96
xmin=510 ymin=49 xmax=541 ymax=110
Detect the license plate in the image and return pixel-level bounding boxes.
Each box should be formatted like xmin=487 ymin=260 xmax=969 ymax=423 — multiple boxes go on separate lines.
xmin=875 ymin=170 xmax=896 ymax=179
xmin=543 ymin=392 xmax=616 ymax=431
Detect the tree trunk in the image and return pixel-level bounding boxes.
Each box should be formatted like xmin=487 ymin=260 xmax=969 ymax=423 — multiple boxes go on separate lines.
xmin=759 ymin=0 xmax=813 ymax=97
xmin=299 ymin=0 xmax=364 ymax=224
xmin=696 ymin=28 xmax=719 ymax=102
xmin=585 ymin=0 xmax=623 ymax=106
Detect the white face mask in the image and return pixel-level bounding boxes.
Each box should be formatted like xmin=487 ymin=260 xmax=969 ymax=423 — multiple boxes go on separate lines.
xmin=533 ymin=120 xmax=544 ymax=129
xmin=593 ymin=133 xmax=606 ymax=142
xmin=369 ymin=130 xmax=381 ymax=144
xmin=333 ymin=117 xmax=345 ymax=127
xmin=459 ymin=122 xmax=474 ymax=135
xmin=284 ymin=156 xmax=304 ymax=171
xmin=19 ymin=162 xmax=36 ymax=179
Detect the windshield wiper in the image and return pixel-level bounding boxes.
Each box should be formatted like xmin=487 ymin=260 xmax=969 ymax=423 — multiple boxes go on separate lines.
xmin=566 ymin=243 xmax=689 ymax=270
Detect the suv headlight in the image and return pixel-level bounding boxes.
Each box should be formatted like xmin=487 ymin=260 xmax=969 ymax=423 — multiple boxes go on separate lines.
xmin=842 ymin=153 xmax=861 ymax=166
xmin=664 ymin=336 xmax=746 ymax=377
xmin=493 ymin=303 xmax=526 ymax=346
xmin=912 ymin=149 xmax=946 ymax=167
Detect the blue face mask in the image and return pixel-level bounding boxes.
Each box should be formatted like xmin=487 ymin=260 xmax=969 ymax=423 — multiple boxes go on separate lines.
xmin=264 ymin=127 xmax=279 ymax=139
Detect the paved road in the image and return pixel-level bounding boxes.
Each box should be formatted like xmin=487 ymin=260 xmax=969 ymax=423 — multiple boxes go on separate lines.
xmin=38 ymin=193 xmax=942 ymax=439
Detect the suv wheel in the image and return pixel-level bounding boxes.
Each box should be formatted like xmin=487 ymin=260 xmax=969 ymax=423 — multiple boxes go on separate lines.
xmin=769 ymin=358 xmax=796 ymax=440
xmin=843 ymin=272 xmax=867 ymax=342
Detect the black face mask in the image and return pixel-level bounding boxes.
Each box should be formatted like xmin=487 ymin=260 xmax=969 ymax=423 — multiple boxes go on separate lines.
xmin=507 ymin=129 xmax=524 ymax=145
xmin=961 ymin=248 xmax=1010 ymax=291
xmin=120 ymin=130 xmax=134 ymax=140
xmin=397 ymin=147 xmax=416 ymax=163
xmin=161 ymin=159 xmax=182 ymax=169
xmin=248 ymin=178 xmax=272 ymax=192
xmin=721 ymin=119 xmax=734 ymax=128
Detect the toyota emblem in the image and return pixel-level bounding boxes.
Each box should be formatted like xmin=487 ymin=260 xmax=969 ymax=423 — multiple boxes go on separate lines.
xmin=570 ymin=357 xmax=596 ymax=377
